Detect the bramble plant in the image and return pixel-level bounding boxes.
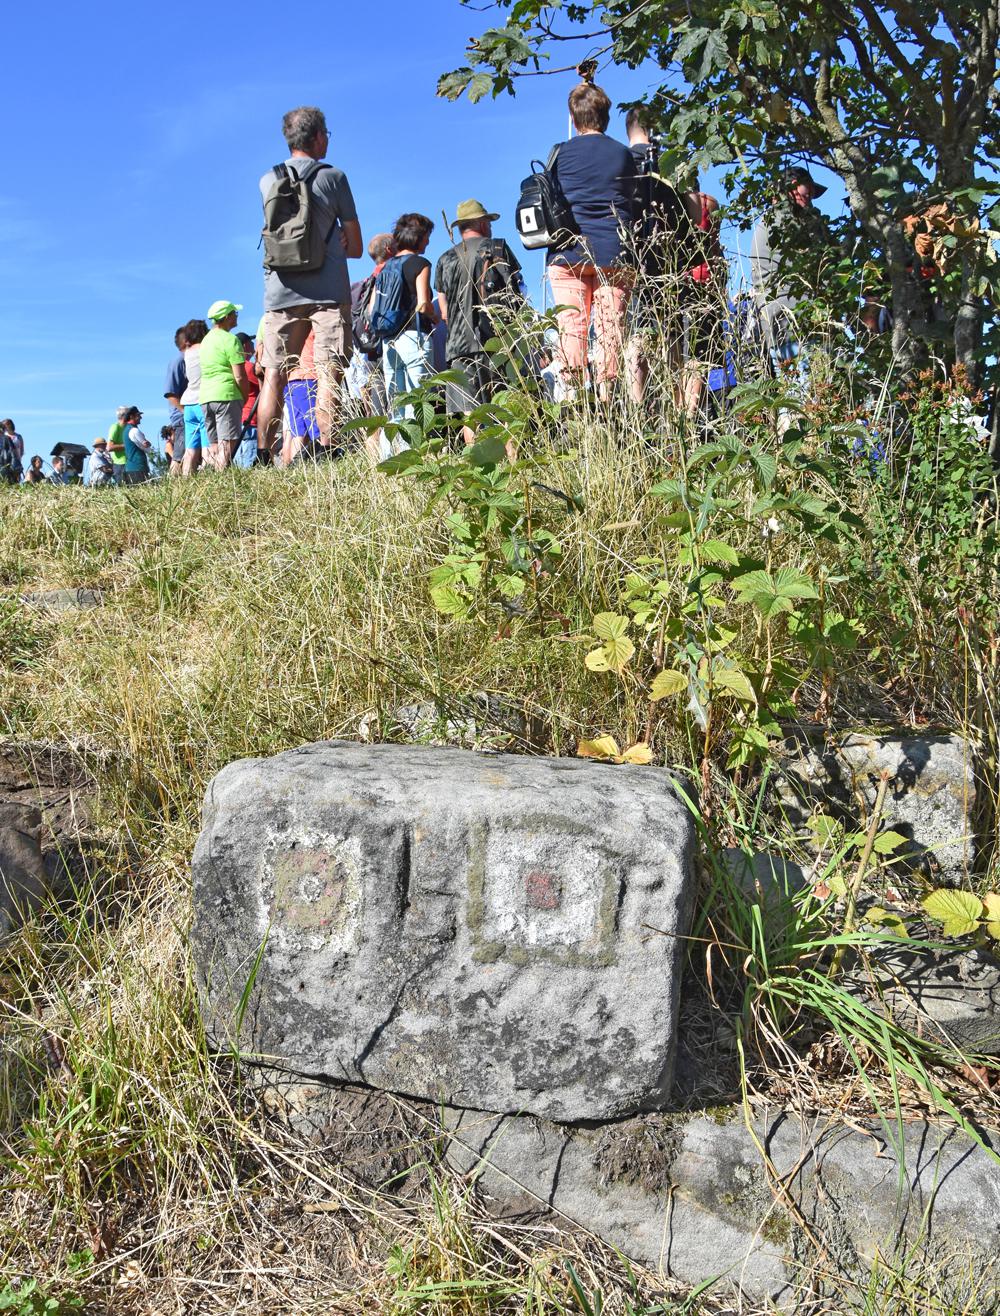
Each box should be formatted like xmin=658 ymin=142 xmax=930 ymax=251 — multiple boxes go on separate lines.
xmin=364 ymin=378 xmax=580 ymax=623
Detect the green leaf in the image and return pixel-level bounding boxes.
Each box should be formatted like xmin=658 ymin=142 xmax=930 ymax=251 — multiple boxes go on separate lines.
xmin=921 ymin=889 xmax=984 ymax=938
xmin=872 ymin=830 xmax=908 ymax=855
xmin=750 ymin=449 xmax=778 ymax=488
xmin=864 ymin=907 xmax=910 ymax=938
xmin=701 ymin=538 xmax=740 ymax=565
xmin=983 ymin=894 xmax=1000 ymax=941
xmin=466 ymin=433 xmax=508 ymax=468
xmin=436 ymin=67 xmax=474 ymax=101
xmin=808 ymin=814 xmax=844 ymax=849
xmin=712 ymin=666 xmax=755 ymax=702
xmin=650 ymin=668 xmax=688 ymax=700
xmin=593 ymin=611 xmax=630 ymax=642
xmin=377 ymin=449 xmax=423 ymax=475
xmin=430 ymin=585 xmax=470 ymax=619
xmin=771 ymin=567 xmax=818 ymax=600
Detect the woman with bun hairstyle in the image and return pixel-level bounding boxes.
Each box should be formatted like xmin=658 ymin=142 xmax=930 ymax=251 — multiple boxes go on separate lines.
xmin=547 ymin=81 xmax=636 ymax=398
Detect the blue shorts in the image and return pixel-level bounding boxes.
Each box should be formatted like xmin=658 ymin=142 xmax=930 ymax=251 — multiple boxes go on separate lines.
xmin=184 ymin=404 xmax=206 ymax=451
xmin=283 ymin=380 xmax=319 ymax=442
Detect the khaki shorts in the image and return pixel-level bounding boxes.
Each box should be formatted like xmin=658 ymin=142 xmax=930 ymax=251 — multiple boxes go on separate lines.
xmin=259 ymin=304 xmax=352 ymax=374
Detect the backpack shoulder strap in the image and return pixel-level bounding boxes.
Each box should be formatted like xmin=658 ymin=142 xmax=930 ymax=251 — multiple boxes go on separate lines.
xmin=545 ymin=143 xmax=563 ymax=172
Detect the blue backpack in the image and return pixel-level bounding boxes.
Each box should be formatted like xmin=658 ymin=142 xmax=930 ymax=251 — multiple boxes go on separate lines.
xmin=367 ymin=255 xmax=411 ymax=343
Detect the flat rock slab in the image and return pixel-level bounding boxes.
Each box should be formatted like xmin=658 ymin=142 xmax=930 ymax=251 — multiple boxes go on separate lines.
xmin=20 ymin=588 xmax=103 ymax=612
xmin=258 ymin=1072 xmax=1000 ymax=1308
xmin=445 ymin=1104 xmax=1000 ymax=1306
xmin=191 ymin=741 xmax=696 ymax=1122
xmin=777 ymin=731 xmax=976 ymax=885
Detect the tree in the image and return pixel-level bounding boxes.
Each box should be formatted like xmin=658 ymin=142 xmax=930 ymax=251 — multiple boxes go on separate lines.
xmin=439 ymin=0 xmax=1000 ymax=380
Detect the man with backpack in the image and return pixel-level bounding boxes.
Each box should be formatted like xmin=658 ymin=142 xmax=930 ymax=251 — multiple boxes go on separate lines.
xmin=433 ymin=199 xmax=523 ymax=445
xmin=257 ymin=106 xmax=363 ymax=456
xmin=750 ymin=165 xmax=836 ymax=366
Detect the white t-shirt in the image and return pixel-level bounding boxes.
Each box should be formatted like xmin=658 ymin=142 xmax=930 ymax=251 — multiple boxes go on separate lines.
xmin=181 ymin=346 xmax=202 ymax=405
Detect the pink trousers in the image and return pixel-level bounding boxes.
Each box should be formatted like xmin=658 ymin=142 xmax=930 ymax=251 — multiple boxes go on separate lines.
xmin=547 ymin=263 xmax=632 ymax=386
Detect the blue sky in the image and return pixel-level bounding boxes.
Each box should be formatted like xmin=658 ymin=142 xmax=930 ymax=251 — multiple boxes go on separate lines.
xmin=2 ymin=0 xmax=842 ymax=464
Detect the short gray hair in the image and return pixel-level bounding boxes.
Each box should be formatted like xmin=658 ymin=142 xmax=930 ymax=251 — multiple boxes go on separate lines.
xmin=282 ymin=106 xmax=327 ymax=151
xmin=368 ymin=232 xmax=395 ymax=263
xmin=116 ymin=406 xmax=128 ymax=420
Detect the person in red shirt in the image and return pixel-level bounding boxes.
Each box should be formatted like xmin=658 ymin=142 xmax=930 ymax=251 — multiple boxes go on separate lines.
xmin=235 ymin=333 xmax=262 ymax=466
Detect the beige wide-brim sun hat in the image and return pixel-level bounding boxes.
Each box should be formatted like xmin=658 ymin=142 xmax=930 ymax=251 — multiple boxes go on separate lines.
xmin=450 ymin=199 xmax=500 ymax=228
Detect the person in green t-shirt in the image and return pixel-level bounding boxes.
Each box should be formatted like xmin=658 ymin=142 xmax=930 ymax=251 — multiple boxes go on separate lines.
xmin=201 ymin=300 xmax=249 ymax=469
xmin=106 ymin=405 xmax=129 ymax=481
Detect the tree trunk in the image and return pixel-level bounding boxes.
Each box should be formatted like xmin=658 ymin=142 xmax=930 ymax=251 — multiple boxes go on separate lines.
xmin=954 ymin=251 xmax=984 ymax=387
xmin=885 ymin=229 xmax=926 ymax=377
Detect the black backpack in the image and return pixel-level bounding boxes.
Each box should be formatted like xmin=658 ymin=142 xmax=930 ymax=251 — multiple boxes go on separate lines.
xmin=261 ymin=160 xmax=334 ymax=273
xmin=351 ymin=272 xmax=380 ymax=355
xmin=459 ymin=239 xmax=521 ymax=345
xmin=515 ymin=145 xmax=578 ymax=252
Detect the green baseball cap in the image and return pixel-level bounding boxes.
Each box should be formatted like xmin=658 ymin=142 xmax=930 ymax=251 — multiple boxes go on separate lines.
xmin=207 ymin=300 xmax=243 ymax=321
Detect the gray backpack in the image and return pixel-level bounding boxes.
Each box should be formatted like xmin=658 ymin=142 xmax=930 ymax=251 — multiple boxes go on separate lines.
xmin=261 ymin=160 xmax=333 ymax=272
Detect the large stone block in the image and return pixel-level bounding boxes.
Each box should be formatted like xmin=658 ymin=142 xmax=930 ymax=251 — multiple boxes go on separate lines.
xmin=191 ymin=742 xmax=695 ymax=1122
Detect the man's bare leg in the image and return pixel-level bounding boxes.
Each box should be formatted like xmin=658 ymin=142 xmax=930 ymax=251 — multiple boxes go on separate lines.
xmin=257 ymin=368 xmax=288 ymax=459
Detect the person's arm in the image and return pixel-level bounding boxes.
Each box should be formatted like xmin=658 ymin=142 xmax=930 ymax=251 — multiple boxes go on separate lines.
xmin=415 ymin=264 xmax=437 ymax=324
xmin=437 ymin=290 xmax=449 ymax=324
xmin=232 ymin=363 xmax=250 ymax=403
xmin=129 ymin=427 xmax=152 ymax=452
xmin=340 ymin=219 xmax=363 ymax=260
xmin=165 ymin=394 xmax=183 ymax=411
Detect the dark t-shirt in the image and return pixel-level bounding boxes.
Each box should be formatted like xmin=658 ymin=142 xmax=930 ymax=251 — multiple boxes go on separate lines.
xmin=629 ymin=144 xmax=695 ymax=278
xmin=400 ymin=254 xmax=433 ymax=334
xmin=434 ymin=238 xmax=522 ymax=360
xmin=548 ymin=133 xmax=636 ymax=269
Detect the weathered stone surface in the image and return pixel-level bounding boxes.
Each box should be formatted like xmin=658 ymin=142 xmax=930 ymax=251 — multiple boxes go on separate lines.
xmin=0 ymin=739 xmax=98 ymax=897
xmin=0 ymin=802 xmax=47 ymax=933
xmin=255 ymin=1070 xmax=1000 ymax=1307
xmin=192 ymin=741 xmax=695 ymax=1122
xmin=357 ymin=692 xmax=546 ymax=752
xmin=719 ymin=849 xmax=807 ymax=906
xmin=445 ymin=1103 xmax=1000 ymax=1305
xmin=847 ymin=944 xmax=1000 ymax=1055
xmin=20 ymin=587 xmax=103 ymax=612
xmin=777 ymin=731 xmax=976 ymax=885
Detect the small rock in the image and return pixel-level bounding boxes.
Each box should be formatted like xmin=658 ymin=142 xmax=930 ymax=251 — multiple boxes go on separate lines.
xmin=357 ymin=691 xmax=545 ymax=751
xmin=20 ymin=587 xmax=103 ymax=613
xmin=846 ymin=943 xmax=1000 ymax=1054
xmin=718 ymin=849 xmax=807 ymax=907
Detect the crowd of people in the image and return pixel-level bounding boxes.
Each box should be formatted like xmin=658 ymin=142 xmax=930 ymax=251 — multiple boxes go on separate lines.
xmin=3 ymin=88 xmax=906 ymax=489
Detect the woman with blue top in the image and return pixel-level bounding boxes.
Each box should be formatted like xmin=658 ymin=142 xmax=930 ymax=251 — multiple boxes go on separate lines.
xmin=548 ymin=81 xmax=636 ymax=399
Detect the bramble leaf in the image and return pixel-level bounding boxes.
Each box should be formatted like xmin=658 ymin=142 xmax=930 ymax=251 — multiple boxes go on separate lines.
xmin=872 ymin=830 xmax=908 ymax=855
xmin=650 ymin=668 xmax=688 ymax=700
xmin=921 ymin=889 xmax=984 ymax=938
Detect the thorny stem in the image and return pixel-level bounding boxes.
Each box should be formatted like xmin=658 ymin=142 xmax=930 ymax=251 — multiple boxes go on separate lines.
xmin=829 ymin=769 xmax=891 ymax=979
